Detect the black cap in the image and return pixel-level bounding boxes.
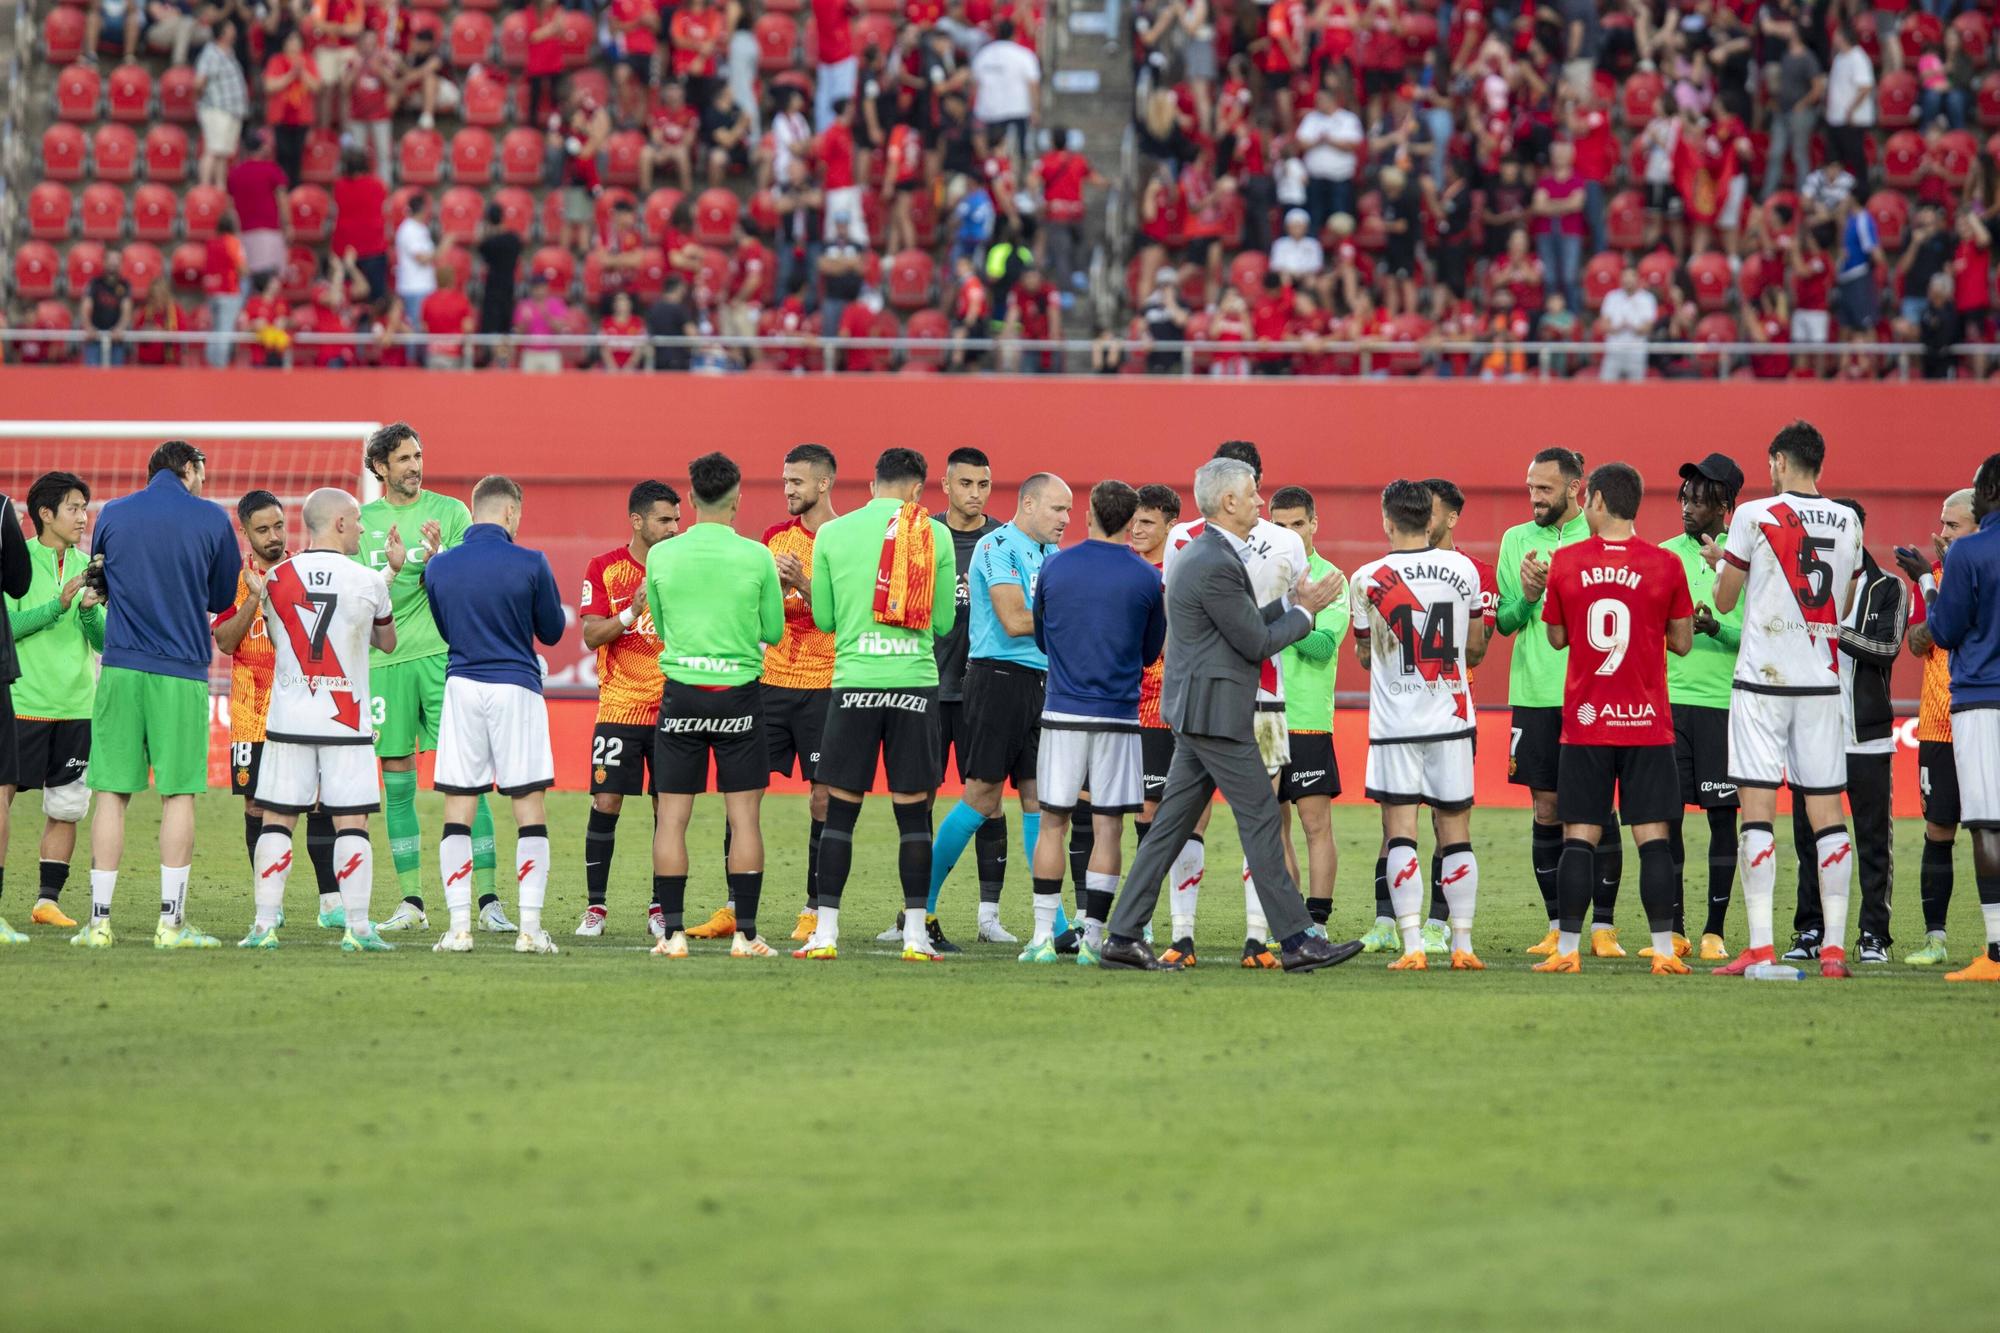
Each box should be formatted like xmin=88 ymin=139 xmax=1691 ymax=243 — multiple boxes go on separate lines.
xmin=1679 ymin=452 xmax=1744 ymax=492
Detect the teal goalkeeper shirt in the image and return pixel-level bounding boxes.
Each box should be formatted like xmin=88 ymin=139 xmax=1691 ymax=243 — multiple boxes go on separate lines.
xmin=5 ymin=539 xmax=104 ymax=720
xmin=1660 ymin=530 xmax=1742 ymax=708
xmin=1493 ymin=509 xmax=1591 ymax=708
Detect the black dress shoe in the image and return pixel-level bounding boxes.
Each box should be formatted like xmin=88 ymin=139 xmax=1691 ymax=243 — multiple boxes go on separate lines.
xmin=1280 ymin=935 xmax=1364 ymax=973
xmin=1098 ymin=937 xmax=1183 ymax=971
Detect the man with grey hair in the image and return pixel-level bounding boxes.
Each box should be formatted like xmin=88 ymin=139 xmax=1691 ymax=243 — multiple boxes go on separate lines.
xmin=241 ymin=489 xmax=403 ymax=952
xmin=1100 ymin=457 xmax=1360 ymax=972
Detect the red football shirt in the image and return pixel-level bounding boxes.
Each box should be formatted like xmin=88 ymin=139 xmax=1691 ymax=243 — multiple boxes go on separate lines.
xmin=1541 ymin=534 xmax=1692 ymax=746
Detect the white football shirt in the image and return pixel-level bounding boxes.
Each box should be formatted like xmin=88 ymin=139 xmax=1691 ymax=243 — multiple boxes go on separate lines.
xmin=1723 ymin=492 xmax=1864 ymax=696
xmin=1349 ymin=548 xmax=1480 ymax=741
xmin=1164 ymin=516 xmax=1309 ymax=704
xmin=263 ymin=550 xmax=393 ymax=744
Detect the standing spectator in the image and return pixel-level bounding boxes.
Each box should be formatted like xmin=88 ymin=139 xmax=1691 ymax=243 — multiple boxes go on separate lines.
xmin=1895 ymin=205 xmax=1954 ymax=334
xmin=332 ymin=147 xmax=390 ymax=301
xmin=394 ymin=192 xmax=439 ymax=353
xmin=1559 ymin=0 xmax=1600 ymax=96
xmin=202 ymin=214 xmax=247 ymax=369
xmin=475 ymin=203 xmax=523 ymax=366
xmin=703 ymin=82 xmax=752 ymax=187
xmin=1835 ymin=190 xmax=1881 ymax=375
xmin=263 ymin=28 xmax=319 ymax=186
xmin=820 ymin=98 xmax=869 ymax=248
xmin=1567 ymin=89 xmax=1617 ymax=253
xmin=1269 ymin=208 xmax=1323 ymax=279
xmin=812 ymin=0 xmax=858 ymax=132
xmin=526 ymin=0 xmax=566 ymax=124
xmin=419 ymin=263 xmax=475 ymax=368
xmin=1825 ymin=24 xmax=1875 ymax=186
xmin=646 ymin=274 xmax=698 ymax=370
xmin=1787 ymin=225 xmax=1834 ymax=373
xmin=1532 ymin=140 xmax=1588 ymax=315
xmin=306 ymin=0 xmax=365 ymax=128
xmin=194 ymin=17 xmax=248 ymax=190
xmin=1764 ymin=25 xmax=1824 ymax=197
xmin=1378 ymin=165 xmax=1422 ymax=313
xmin=512 ymin=275 xmax=570 ymax=373
xmin=243 ymin=274 xmax=290 ymax=368
xmin=1032 ymin=126 xmax=1105 ymax=296
xmin=727 ymin=6 xmax=761 ymax=140
xmin=948 ymin=254 xmax=991 ymax=369
xmin=1294 ymin=84 xmax=1364 ymax=230
xmin=609 ymin=0 xmax=659 ymax=86
xmin=554 ymin=94 xmax=611 ymax=254
xmin=1141 ymin=269 xmax=1189 ymax=372
xmin=1919 ymin=272 xmax=1963 ymax=379
xmin=1597 ymin=263 xmax=1658 ymax=382
xmin=969 ymin=18 xmax=1040 ymax=168
xmin=80 ymin=265 xmax=133 ymax=368
xmin=769 ymin=86 xmax=813 ymax=186
xmin=773 ymin=156 xmax=826 ymax=304
xmin=1005 ymin=264 xmax=1061 ymax=372
xmin=670 ymin=0 xmax=726 ymax=107
xmin=346 ymin=30 xmax=398 ymax=179
xmin=881 ymin=116 xmax=926 ymax=254
xmin=1953 ymin=208 xmax=1993 ymax=379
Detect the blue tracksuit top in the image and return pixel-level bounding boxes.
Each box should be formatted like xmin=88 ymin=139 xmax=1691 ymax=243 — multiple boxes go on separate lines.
xmin=1930 ymin=508 xmax=2000 ymax=711
xmin=423 ymin=523 xmax=566 ymax=693
xmin=94 ymin=470 xmax=240 ymax=681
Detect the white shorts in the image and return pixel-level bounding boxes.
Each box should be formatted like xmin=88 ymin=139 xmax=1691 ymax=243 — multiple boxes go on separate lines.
xmin=434 ymin=677 xmax=555 ymax=796
xmin=1727 ymin=690 xmax=1846 ymax=795
xmin=1953 ymin=707 xmax=2000 ymax=829
xmin=1036 ymin=717 xmax=1144 ymax=814
xmin=254 ymin=741 xmax=381 ymax=815
xmin=1790 ymin=308 xmax=1830 ymax=346
xmin=1364 ymin=736 xmax=1475 ymax=812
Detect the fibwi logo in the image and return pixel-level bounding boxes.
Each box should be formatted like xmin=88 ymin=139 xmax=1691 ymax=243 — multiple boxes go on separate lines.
xmin=856 ymin=631 xmax=925 ymax=657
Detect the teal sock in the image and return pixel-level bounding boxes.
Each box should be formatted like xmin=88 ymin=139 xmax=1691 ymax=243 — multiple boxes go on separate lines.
xmin=470 ymin=794 xmax=497 ymax=899
xmin=1019 ymin=811 xmax=1069 ymax=935
xmin=926 ymin=801 xmax=987 ymax=914
xmin=382 ymin=767 xmax=423 ymax=902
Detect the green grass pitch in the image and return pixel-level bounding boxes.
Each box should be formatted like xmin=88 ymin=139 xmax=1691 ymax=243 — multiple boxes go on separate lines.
xmin=4 ymin=789 xmax=1997 ymax=1331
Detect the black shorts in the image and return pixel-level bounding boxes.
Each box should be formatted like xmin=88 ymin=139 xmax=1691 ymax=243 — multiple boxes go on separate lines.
xmin=1919 ymin=739 xmax=1961 ymax=827
xmin=1557 ymin=743 xmax=1680 ymax=827
xmin=937 ymin=699 xmax=966 ymax=781
xmin=818 ymin=686 xmax=941 ymax=794
xmin=959 ymin=660 xmax=1043 ymax=789
xmin=589 ymin=721 xmax=655 ymax=795
xmin=1140 ymin=726 xmax=1175 ymax=804
xmin=13 ymin=717 xmax=90 ymax=791
xmin=763 ymin=684 xmax=829 ymax=781
xmin=1278 ymin=731 xmax=1340 ymax=801
xmin=228 ymin=739 xmax=263 ymax=799
xmin=1509 ymin=706 xmax=1562 ymax=791
xmin=652 ymin=681 xmax=769 ymax=794
xmin=0 ymin=687 xmax=18 ymax=789
xmin=1672 ymin=703 xmax=1738 ymax=809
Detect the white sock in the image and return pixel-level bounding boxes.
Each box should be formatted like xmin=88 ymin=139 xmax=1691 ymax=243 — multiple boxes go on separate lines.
xmin=902 ymin=905 xmax=926 ymax=949
xmin=1741 ymin=824 xmax=1777 ymax=951
xmin=977 ymin=900 xmax=1000 ymax=926
xmin=1651 ymin=929 xmax=1677 ymax=958
xmin=1031 ymin=892 xmax=1059 ymax=944
xmin=441 ymin=830 xmax=474 ymax=934
xmin=1982 ymin=903 xmax=2000 ymax=946
xmin=1083 ymin=917 xmax=1106 ymax=950
xmin=1242 ymin=860 xmax=1269 ymax=941
xmin=1440 ymin=846 xmax=1477 ymax=954
xmin=1385 ymin=840 xmax=1422 ymax=953
xmin=159 ymin=864 xmax=190 ymax=927
xmin=517 ymin=831 xmax=550 ymax=935
xmin=817 ymin=904 xmax=840 ymax=946
xmin=335 ymin=831 xmax=373 ymax=928
xmin=90 ymin=868 xmax=116 ymax=919
xmin=1814 ymin=827 xmax=1853 ymax=955
xmin=1168 ymin=837 xmax=1204 ymax=939
xmin=252 ymin=829 xmax=292 ymax=928
xmin=1558 ymin=929 xmax=1582 ymax=955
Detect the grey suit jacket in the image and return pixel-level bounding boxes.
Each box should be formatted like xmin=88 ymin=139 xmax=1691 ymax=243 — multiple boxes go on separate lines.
xmin=1161 ymin=526 xmax=1313 ymax=738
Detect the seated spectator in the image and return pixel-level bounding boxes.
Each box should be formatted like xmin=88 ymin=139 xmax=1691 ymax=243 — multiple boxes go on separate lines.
xmin=645 ymin=273 xmax=698 ymax=370
xmin=1538 ymin=292 xmax=1579 ymax=377
xmin=1140 ymin=268 xmax=1189 ymax=373
xmin=593 ymin=200 xmax=648 ymax=304
xmin=1208 ymin=289 xmax=1251 ymax=377
xmin=79 ymin=265 xmax=133 ymax=368
xmin=362 ymin=297 xmax=413 ymax=369
xmin=292 ymin=278 xmax=357 ymax=370
xmin=421 ymin=268 xmax=476 ymax=369
xmin=836 ymin=295 xmax=886 ymax=372
xmin=346 ymin=30 xmax=398 ymax=182
xmin=332 ymin=148 xmax=391 ymax=301
xmin=1005 ymin=265 xmax=1060 ymax=372
xmin=1743 ymin=286 xmax=1794 ymax=380
xmin=242 ymin=274 xmax=290 ymax=369
xmin=144 ymin=0 xmax=205 ymax=69
xmin=947 ymin=255 xmax=991 ymax=370
xmin=1269 ymin=207 xmax=1323 ymax=281
xmin=129 ymin=277 xmax=185 ymax=367
xmin=1921 ymin=272 xmax=1964 ymax=379
xmin=644 ymin=80 xmax=701 ymax=194
xmin=83 ymin=0 xmax=143 ymax=66
xmin=1480 ymin=286 xmax=1529 ymax=380
xmin=513 ymin=275 xmax=571 ymax=373
xmin=602 ymin=292 xmax=649 ymax=371
xmin=703 ymin=82 xmax=753 ymax=187
xmin=395 ymin=20 xmax=458 ymax=128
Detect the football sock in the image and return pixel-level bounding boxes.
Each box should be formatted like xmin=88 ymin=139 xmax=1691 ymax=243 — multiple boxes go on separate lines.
xmin=807 ymin=816 xmax=824 ymax=908
xmin=1740 ymin=821 xmax=1777 ymax=951
xmin=1373 ymin=853 xmax=1390 ymax=921
xmin=1306 ymin=895 xmax=1332 ymax=925
xmin=335 ymin=828 xmax=373 ymax=927
xmin=1083 ymin=870 xmax=1117 ymax=941
xmin=470 ymin=794 xmax=498 ymax=903
xmin=90 ymin=868 xmax=115 ymax=919
xmin=974 ymin=812 xmax=1007 ymax=905
xmin=383 ymin=767 xmax=423 ymax=903
xmin=1704 ymin=806 xmax=1737 ymax=937
xmin=160 ymin=863 xmax=190 ymax=928
xmin=926 ymin=800 xmax=986 ymax=914
xmin=38 ymin=858 xmax=69 ymax=903
xmin=1921 ymin=836 xmax=1955 ymax=935
xmin=252 ymin=826 xmax=293 ymax=928
xmin=728 ymin=869 xmax=763 ymax=940
xmin=1532 ymin=819 xmax=1562 ymax=926
xmin=654 ymin=874 xmax=688 ymax=933
xmin=816 ymin=796 xmax=861 ymax=910
xmin=902 ymin=905 xmax=927 ymax=948
xmin=1554 ymin=837 xmax=1595 ymax=955
xmin=1427 ymin=850 xmax=1446 ymax=926
xmin=440 ymin=823 xmax=474 ymax=935
xmin=1169 ymin=834 xmax=1204 ymax=939
xmin=895 ymin=801 xmax=932 ymax=911
xmin=1981 ymin=876 xmax=2000 ymax=956
xmin=1069 ymin=803 xmax=1095 ymax=901
xmin=1242 ymin=859 xmax=1269 ymax=942
xmin=584 ymin=806 xmax=617 ymax=907
xmin=242 ymin=811 xmax=260 ymax=868
xmin=1666 ymin=817 xmax=1687 ymax=933
xmin=1638 ymin=838 xmax=1677 ymax=958
xmin=1813 ymin=824 xmax=1853 ymax=956
xmin=515 ymin=823 xmax=549 ymax=935
xmin=1439 ymin=842 xmax=1477 ymax=953
xmin=1592 ymin=814 xmax=1622 ymax=927
xmin=1385 ymin=837 xmax=1423 ymax=954
xmin=305 ymin=810 xmax=338 ymax=908
xmin=1030 ymin=876 xmax=1062 ymax=944
xmin=1133 ymin=818 xmax=1152 ymax=846
xmin=1019 ymin=810 xmax=1041 ymax=872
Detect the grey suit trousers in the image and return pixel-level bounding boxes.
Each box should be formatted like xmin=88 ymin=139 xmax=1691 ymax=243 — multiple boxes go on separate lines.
xmin=1107 ymin=728 xmax=1311 ymax=943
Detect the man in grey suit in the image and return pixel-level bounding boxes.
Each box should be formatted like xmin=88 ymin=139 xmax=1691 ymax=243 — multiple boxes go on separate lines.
xmin=1100 ymin=458 xmax=1364 ymax=973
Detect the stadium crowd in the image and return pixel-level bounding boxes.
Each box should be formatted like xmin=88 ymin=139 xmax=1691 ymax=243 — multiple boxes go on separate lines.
xmin=3 ymin=427 xmax=1999 ymax=981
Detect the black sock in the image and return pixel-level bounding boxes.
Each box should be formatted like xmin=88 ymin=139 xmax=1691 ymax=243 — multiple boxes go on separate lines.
xmin=38 ymin=858 xmax=69 ymax=902
xmin=806 ymin=816 xmax=824 ymax=908
xmin=1981 ymin=873 xmax=2000 ymax=961
xmin=1921 ymin=837 xmax=1955 ymax=934
xmin=477 ymin=893 xmax=499 ymax=909
xmin=1704 ymin=806 xmax=1737 ymax=937
xmin=722 ymin=820 xmax=733 ymax=898
xmin=1666 ymin=817 xmax=1687 ymax=935
xmin=816 ymin=796 xmax=862 ymax=908
xmin=1592 ymin=815 xmax=1622 ymax=927
xmin=305 ymin=810 xmax=338 ymax=898
xmin=1133 ymin=818 xmax=1152 ymax=845
xmin=727 ymin=870 xmax=762 ymax=940
xmin=1555 ymin=838 xmax=1595 ymax=936
xmin=1532 ymin=821 xmax=1562 ymax=922
xmin=894 ymin=801 xmax=932 ymax=911
xmin=243 ymin=811 xmax=261 ymax=868
xmin=975 ymin=812 xmax=1007 ymax=904
xmin=1638 ymin=839 xmax=1677 ymax=935
xmin=584 ymin=807 xmax=617 ymax=907
xmin=1068 ymin=802 xmax=1095 ymax=898
xmin=1373 ymin=855 xmax=1390 ymax=917
xmin=654 ymin=874 xmax=686 ymax=931
xmin=1306 ymin=896 xmax=1332 ymax=925
xmin=1427 ymin=850 xmax=1446 ymax=922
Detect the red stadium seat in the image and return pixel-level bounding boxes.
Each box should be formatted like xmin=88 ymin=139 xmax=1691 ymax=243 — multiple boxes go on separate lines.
xmin=1621 ymin=71 xmax=1662 ymax=126
xmin=44 ymin=5 xmax=85 ymax=63
xmin=528 ymin=245 xmax=576 ymax=292
xmin=1687 ymin=250 xmax=1731 ymax=311
xmin=1738 ymin=251 xmax=1778 ymax=304
xmin=499 ymin=9 xmax=530 ymax=68
xmin=1955 ymin=12 xmax=1992 ymax=65
xmin=92 ymin=123 xmax=138 ymax=182
xmin=500 ymin=127 xmax=544 ymax=186
xmin=131 ymin=183 xmax=178 ymax=243
xmin=540 ymin=190 xmax=566 ymax=242
xmin=286 ymin=185 xmax=334 ymax=243
xmin=631 ymin=247 xmax=668 ymax=301
xmin=1605 ymin=188 xmax=1646 ymax=250
xmin=1582 ymin=249 xmax=1624 ymax=308
xmin=1877 ymin=70 xmax=1918 ymax=129
xmin=451 ymin=128 xmax=495 ymax=185
xmin=182 ymin=185 xmax=227 ymax=240
xmin=1932 ymin=130 xmax=1979 ymax=187
xmin=56 ymin=63 xmax=100 ymax=121
xmin=27 ymin=184 xmax=73 ymax=241
xmin=1692 ymin=313 xmax=1737 ymax=377
xmin=755 ymin=14 xmax=798 ymax=72
xmin=106 ymin=62 xmax=152 ymax=122
xmin=903 ymin=308 xmax=950 ymax=369
xmin=604 ymin=131 xmax=646 ymax=189
xmin=559 ymin=9 xmax=593 ymax=67
xmin=492 ymin=186 xmax=536 ymax=235
xmin=1636 ymin=249 xmax=1678 ymax=295
xmin=439 ymin=186 xmax=484 ymax=242
xmin=462 ymin=71 xmax=508 ymax=126
xmin=19 ymin=300 xmax=77 ymax=363
xmin=886 ymin=249 xmax=935 ymax=311
xmin=14 ymin=242 xmax=61 ymax=301
xmin=157 ymin=64 xmax=198 ymax=122
xmin=1881 ymin=129 xmax=1924 ymax=188
xmin=1762 ymin=190 xmax=1802 ymax=238
xmin=42 ymin=123 xmax=87 ymax=181
xmin=693 ymin=188 xmax=739 ymax=245
xmin=1384 ymin=315 xmax=1431 ymax=376
xmin=301 ymin=129 xmax=343 ymax=184
xmin=144 ymin=124 xmax=190 ymax=183
xmin=79 ymin=183 xmax=126 ymax=241
xmin=910 ymin=186 xmax=939 ymax=249
xmin=449 ymin=11 xmax=495 ymax=67
xmin=1227 ymin=250 xmax=1269 ymax=300
xmin=65 ymin=240 xmax=109 ymax=295
xmin=569 ymin=67 xmax=611 ymax=112
xmin=1980 ymin=72 xmax=2000 ymax=131
xmin=120 ymin=241 xmax=165 ymax=291
xmin=1867 ymin=190 xmax=1911 ymax=252
xmin=856 ymin=14 xmax=896 ymax=50
xmin=170 ymin=241 xmax=209 ymax=292
xmin=279 ymin=245 xmax=317 ymax=303
xmin=399 ymin=128 xmax=446 ymax=187
xmin=644 ymin=188 xmax=685 ymax=240
xmin=1400 ymin=11 xmax=1439 ymax=57
xmin=1898 ymin=12 xmax=1944 ymax=65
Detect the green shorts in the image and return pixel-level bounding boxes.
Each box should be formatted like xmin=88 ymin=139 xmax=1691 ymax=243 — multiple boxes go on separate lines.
xmin=370 ymin=654 xmax=449 ymax=759
xmin=88 ymin=667 xmax=211 ymax=796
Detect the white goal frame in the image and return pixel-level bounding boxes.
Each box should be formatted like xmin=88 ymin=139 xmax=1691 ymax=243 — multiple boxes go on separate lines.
xmin=0 ymin=420 xmax=385 ymax=502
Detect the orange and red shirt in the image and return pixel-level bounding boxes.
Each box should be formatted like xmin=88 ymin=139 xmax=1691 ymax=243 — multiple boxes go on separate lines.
xmin=761 ymin=517 xmax=835 ymax=689
xmin=1912 ymin=565 xmax=1953 ymax=743
xmin=580 ymin=545 xmax=663 ymax=725
xmin=214 ymin=568 xmax=276 ymax=743
xmin=1138 ymin=556 xmax=1166 ymax=727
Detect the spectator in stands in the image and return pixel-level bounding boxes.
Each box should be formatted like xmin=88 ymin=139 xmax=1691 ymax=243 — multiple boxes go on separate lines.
xmin=820 ymin=99 xmax=869 ymax=248
xmin=263 ymin=27 xmax=319 ymax=186
xmin=646 ymin=273 xmax=698 ymax=370
xmin=728 ymin=9 xmax=761 ymax=139
xmin=1786 ymin=223 xmax=1834 ymax=375
xmin=1897 ymin=205 xmax=1955 ymax=334
xmin=292 ymin=273 xmax=356 ymax=369
xmin=671 ymin=0 xmax=726 ymax=108
xmin=396 ymin=20 xmax=457 ymax=128
xmin=1433 ymin=157 xmax=1475 ymax=296
xmin=1136 ymin=88 xmax=1194 ymax=178
xmin=346 ymin=30 xmax=397 ymax=182
xmin=201 ymin=215 xmax=247 ymax=370
xmin=836 ymin=292 xmax=886 ymax=371
xmin=818 ymin=242 xmax=867 ymax=340
xmin=1005 ymin=264 xmax=1061 ymax=372
xmin=243 ymin=274 xmax=289 ymax=368
xmin=1920 ymin=29 xmax=1973 ymax=131
xmin=768 ymin=87 xmax=813 ymax=187
xmin=129 ymin=277 xmax=186 ymax=368
xmin=812 ymin=0 xmax=859 ymax=132
xmin=643 ymin=79 xmax=699 ymax=193
xmin=1835 ymin=189 xmax=1882 ymax=375
xmin=80 ymin=265 xmax=133 ymax=368
xmin=1954 ymin=208 xmax=1993 ymax=379
xmin=1481 ymin=285 xmax=1529 ymax=380
xmin=1269 ymin=208 xmax=1323 ymax=280
xmin=554 ymin=93 xmax=612 ymax=254
xmin=1921 ymin=272 xmax=1963 ymax=379
xmin=1295 ymin=83 xmax=1364 ymax=231
xmin=880 ymin=115 xmax=926 ymax=254
xmin=703 ymin=82 xmax=753 ymax=188
xmin=332 ymin=148 xmax=390 ymax=301
xmin=476 ymin=203 xmax=524 ymax=366
xmin=1032 ymin=126 xmax=1106 ymax=297
xmin=394 ymin=192 xmax=439 ymax=356
xmin=421 ymin=263 xmax=476 ymax=369
xmin=363 ymin=295 xmax=413 ymax=368
xmin=1764 ymin=23 xmax=1824 ymax=199
xmin=193 ymin=17 xmax=248 ymax=190
xmin=948 ymin=254 xmax=991 ymax=370
xmin=971 ymin=18 xmax=1040 ymax=170
xmin=1825 ymin=24 xmax=1876 ymax=186
xmin=513 ymin=275 xmax=570 ymax=374
xmin=305 ymin=0 xmax=364 ymax=127
xmin=1597 ymin=264 xmax=1658 ymax=383
xmin=1742 ymin=286 xmax=1794 ymax=380
xmin=1379 ymin=164 xmax=1423 ymax=313
xmin=527 ymin=0 xmax=566 ymax=125
xmin=142 ymin=0 xmax=204 ymax=67
xmin=82 ymin=0 xmax=142 ymax=66
xmin=1141 ymin=268 xmax=1188 ymax=373
xmin=608 ymin=0 xmax=660 ymax=86
xmin=1532 ymin=140 xmax=1588 ymax=315
xmin=602 ymin=291 xmax=648 ymax=371
xmin=773 ymin=156 xmax=826 ymax=308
